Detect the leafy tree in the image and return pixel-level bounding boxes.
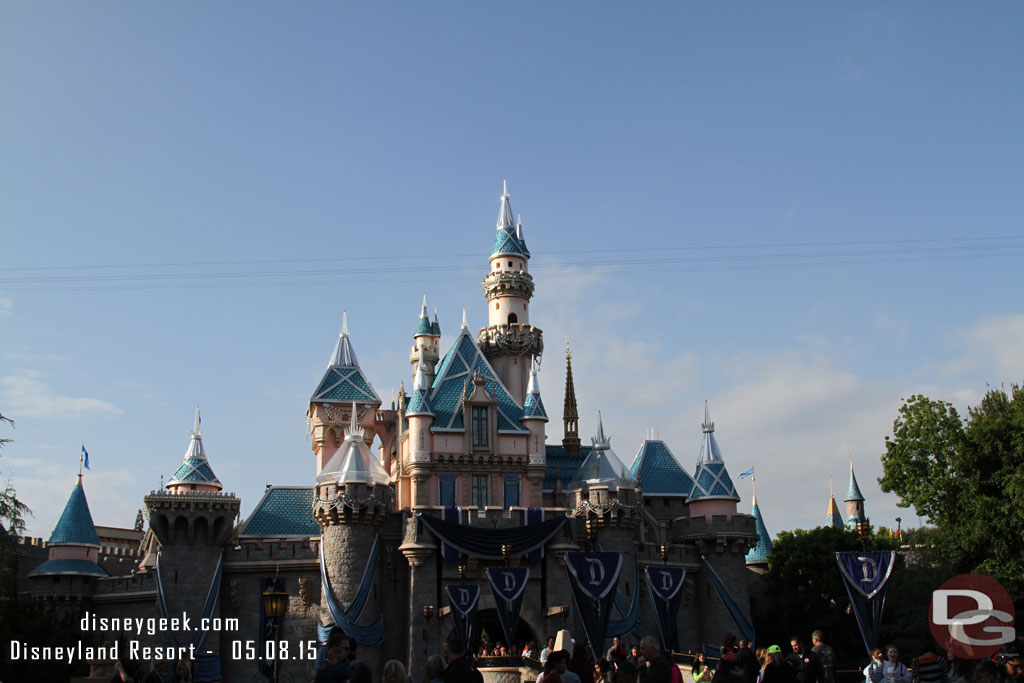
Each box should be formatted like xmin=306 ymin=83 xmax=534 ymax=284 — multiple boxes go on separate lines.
xmin=879 ymin=385 xmax=1024 ymax=601
xmin=0 ymin=412 xmax=31 ymax=536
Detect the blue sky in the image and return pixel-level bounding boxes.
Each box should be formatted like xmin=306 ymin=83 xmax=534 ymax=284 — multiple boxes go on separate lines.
xmin=2 ymin=3 xmax=1022 ymax=540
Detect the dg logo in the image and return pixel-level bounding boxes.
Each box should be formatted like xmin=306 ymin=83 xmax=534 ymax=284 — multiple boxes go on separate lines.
xmin=929 ymin=573 xmax=1015 ymax=659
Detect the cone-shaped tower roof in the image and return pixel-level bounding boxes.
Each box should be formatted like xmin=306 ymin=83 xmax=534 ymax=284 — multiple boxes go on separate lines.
xmin=167 ymin=407 xmax=222 ymax=490
xmin=629 ymin=438 xmax=694 ymax=496
xmin=689 ymin=402 xmax=740 ymax=501
xmin=565 ymin=413 xmax=638 ymax=492
xmin=317 ymin=403 xmax=391 ymax=486
xmin=311 ymin=315 xmax=382 ymax=406
xmin=522 ymin=363 xmax=548 ymax=421
xmin=845 ymin=460 xmax=865 ymax=502
xmin=431 ymin=308 xmax=441 ymax=336
xmin=48 ymin=474 xmax=101 ymax=546
xmin=415 ymin=296 xmax=433 ymax=336
xmin=406 ymin=350 xmax=435 ymax=416
xmin=491 ymin=180 xmax=530 ymax=258
xmin=746 ymin=478 xmax=773 ymax=564
xmin=827 ymin=477 xmax=845 ymax=528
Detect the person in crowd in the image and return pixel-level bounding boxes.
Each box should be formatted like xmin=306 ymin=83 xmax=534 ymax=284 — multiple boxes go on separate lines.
xmin=738 ymin=640 xmax=759 ymax=683
xmin=629 ymin=646 xmax=642 ymax=670
xmin=316 ymin=627 xmax=346 ymax=671
xmin=881 ymin=645 xmax=911 ymax=683
xmin=616 ymin=657 xmax=639 ymax=683
xmin=567 ymin=643 xmax=594 ymax=683
xmin=608 ymin=637 xmax=628 ymax=662
xmin=1000 ymin=650 xmax=1022 ymax=682
xmin=810 ymin=631 xmax=835 ymax=683
xmin=787 ymin=638 xmax=817 ymax=683
xmin=863 ymin=648 xmax=884 ymax=683
xmin=760 ymin=646 xmax=794 ymax=683
xmin=714 ymin=634 xmax=741 ymax=683
xmin=597 ymin=658 xmax=615 ymax=683
xmin=541 ymin=637 xmax=556 ymax=665
xmin=693 ymin=652 xmax=714 ymax=683
xmin=141 ymin=659 xmax=171 ymax=683
xmin=424 ymin=654 xmax=447 ymax=683
xmin=315 ymin=647 xmax=352 ymax=683
xmin=543 ymin=650 xmax=570 ymax=683
xmin=383 ymin=659 xmax=411 ymax=683
xmin=172 ymin=659 xmax=191 ymax=683
xmin=912 ymin=645 xmax=950 ymax=683
xmin=349 ymin=662 xmax=373 ymax=683
xmin=638 ymin=636 xmax=673 ymax=683
xmin=444 ymin=636 xmax=484 ymax=683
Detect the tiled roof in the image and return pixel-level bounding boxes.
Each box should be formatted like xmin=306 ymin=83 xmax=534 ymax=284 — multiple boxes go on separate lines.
xmin=428 ymin=331 xmax=527 ymax=434
xmin=431 ymin=318 xmax=441 ymax=336
xmin=522 ymin=392 xmax=547 ymax=419
xmin=845 ymin=466 xmax=865 ymax=502
xmin=629 ymin=440 xmax=694 ymax=496
xmin=689 ymin=461 xmax=740 ymax=500
xmin=167 ymin=409 xmax=222 ymax=489
xmin=543 ymin=446 xmax=591 ymax=492
xmin=746 ymin=501 xmax=773 ymax=564
xmin=491 ymin=185 xmax=530 ymax=259
xmin=415 ymin=316 xmax=433 ymax=336
xmin=29 ymin=558 xmax=109 ymax=577
xmin=827 ymin=496 xmax=845 ymax=529
xmin=240 ymin=487 xmax=320 ymax=537
xmin=49 ymin=477 xmax=101 ymax=546
xmin=312 ymin=367 xmax=381 ymax=405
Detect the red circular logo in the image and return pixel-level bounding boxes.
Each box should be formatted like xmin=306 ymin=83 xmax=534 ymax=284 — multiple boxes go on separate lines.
xmin=929 ymin=573 xmax=1015 ymax=659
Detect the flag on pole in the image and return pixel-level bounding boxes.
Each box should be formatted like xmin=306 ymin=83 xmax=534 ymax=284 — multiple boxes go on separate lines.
xmin=82 ymin=444 xmax=90 ymax=470
xmin=739 ymin=466 xmax=754 ymax=479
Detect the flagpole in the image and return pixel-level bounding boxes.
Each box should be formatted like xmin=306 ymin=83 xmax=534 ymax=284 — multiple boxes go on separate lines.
xmin=79 ymin=444 xmax=84 ymax=476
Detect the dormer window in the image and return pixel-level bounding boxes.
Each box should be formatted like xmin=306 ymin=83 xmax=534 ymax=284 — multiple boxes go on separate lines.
xmin=471 ymin=406 xmax=488 ymax=447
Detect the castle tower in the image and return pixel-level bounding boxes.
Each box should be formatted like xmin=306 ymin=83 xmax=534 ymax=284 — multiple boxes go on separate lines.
xmin=520 ymin=362 xmax=549 ymax=506
xmin=410 ymin=296 xmax=440 ymax=385
xmin=745 ymin=477 xmax=773 ymax=569
xmin=313 ymin=403 xmax=391 ymax=673
xmin=309 ymin=314 xmax=383 ymax=473
xmin=562 ymin=343 xmax=581 ymax=453
xmin=405 ymin=350 xmax=435 ymax=508
xmin=629 ymin=436 xmax=694 ymax=517
xmin=827 ymin=477 xmax=845 ymax=529
xmin=28 ymin=473 xmax=109 ymax=594
xmin=844 ymin=459 xmax=866 ymax=529
xmin=478 ymin=181 xmax=543 ymax=404
xmin=145 ymin=413 xmax=239 ymax=678
xmin=166 ymin=407 xmax=222 ymax=494
xmin=688 ymin=402 xmax=741 ymax=521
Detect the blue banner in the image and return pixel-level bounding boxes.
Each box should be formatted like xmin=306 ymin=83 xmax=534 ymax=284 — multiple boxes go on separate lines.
xmin=645 ymin=566 xmax=686 ymax=652
xmin=565 ymin=552 xmax=623 ymax=660
xmin=442 ymin=506 xmax=461 ymax=562
xmin=486 ymin=567 xmax=529 ymax=651
xmin=703 ymin=557 xmax=755 ymax=645
xmin=526 ymin=508 xmax=544 ymax=563
xmin=836 ymin=551 xmax=896 ymax=658
xmin=446 ymin=584 xmax=481 ymax=648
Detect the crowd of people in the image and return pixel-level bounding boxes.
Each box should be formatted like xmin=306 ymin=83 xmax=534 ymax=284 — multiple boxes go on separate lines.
xmin=308 ymin=627 xmax=1022 ymax=683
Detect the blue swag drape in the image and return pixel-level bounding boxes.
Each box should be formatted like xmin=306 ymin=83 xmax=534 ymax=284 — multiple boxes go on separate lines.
xmin=155 ymin=549 xmax=223 ymax=682
xmin=319 ymin=534 xmax=383 ymax=645
xmin=418 ymin=513 xmax=568 ymax=561
xmin=702 ymin=557 xmax=755 ymax=645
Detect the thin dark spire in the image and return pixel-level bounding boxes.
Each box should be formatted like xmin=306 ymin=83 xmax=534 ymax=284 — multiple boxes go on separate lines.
xmin=562 ymin=341 xmax=581 ymax=453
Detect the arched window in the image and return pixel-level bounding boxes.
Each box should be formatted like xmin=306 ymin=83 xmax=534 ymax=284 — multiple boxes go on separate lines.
xmin=507 ymin=313 xmax=518 ymax=325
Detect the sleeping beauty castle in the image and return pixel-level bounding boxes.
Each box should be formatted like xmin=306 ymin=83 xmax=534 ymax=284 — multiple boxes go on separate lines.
xmin=13 ymin=183 xmax=866 ymax=683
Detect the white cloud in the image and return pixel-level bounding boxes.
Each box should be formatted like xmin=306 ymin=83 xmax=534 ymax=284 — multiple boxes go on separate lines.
xmin=0 ymin=297 xmax=12 ymax=317
xmin=3 ymin=352 xmax=71 ymax=363
xmin=960 ymin=313 xmax=1024 ymax=383
xmin=0 ymin=369 xmax=124 ymax=419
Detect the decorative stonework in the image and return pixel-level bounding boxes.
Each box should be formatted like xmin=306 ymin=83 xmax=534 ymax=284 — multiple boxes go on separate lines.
xmin=573 ymin=497 xmax=644 ymax=518
xmin=477 ymin=325 xmax=544 ymax=359
xmin=528 ymin=452 xmax=545 ymax=466
xmin=482 ymin=271 xmax=535 ymax=301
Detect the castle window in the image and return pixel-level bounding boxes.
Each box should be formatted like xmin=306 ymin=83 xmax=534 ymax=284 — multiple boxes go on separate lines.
xmin=504 ymin=475 xmax=521 ymax=509
xmin=472 ymin=475 xmax=488 ymax=507
xmin=471 ymin=407 xmax=488 ymax=448
xmin=508 ymin=261 xmax=512 ymax=267
xmin=438 ymin=474 xmax=457 ymax=508
xmin=507 ymin=313 xmax=518 ymax=325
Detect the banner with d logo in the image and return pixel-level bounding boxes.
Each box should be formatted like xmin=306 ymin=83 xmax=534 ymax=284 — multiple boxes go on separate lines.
xmin=645 ymin=566 xmax=686 ymax=652
xmin=486 ymin=567 xmax=529 ymax=653
xmin=445 ymin=584 xmax=481 ymax=649
xmin=835 ymin=550 xmax=896 ymax=658
xmin=565 ymin=552 xmax=623 ymax=660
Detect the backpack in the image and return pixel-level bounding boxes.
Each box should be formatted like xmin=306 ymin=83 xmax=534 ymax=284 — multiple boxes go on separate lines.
xmin=817 ymin=646 xmax=836 ymax=683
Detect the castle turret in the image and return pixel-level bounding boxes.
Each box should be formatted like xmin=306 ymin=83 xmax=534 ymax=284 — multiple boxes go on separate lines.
xmin=562 ymin=343 xmax=581 ymax=453
xmin=313 ymin=403 xmax=391 ymax=673
xmin=844 ymin=459 xmax=866 ymax=529
xmin=309 ymin=314 xmax=383 ymax=473
xmin=688 ymin=402 xmax=741 ymax=521
xmin=410 ymin=296 xmax=440 ymax=385
xmin=145 ymin=413 xmax=239 ymax=679
xmin=29 ymin=473 xmax=109 ymax=586
xmin=166 ymin=407 xmax=222 ymax=494
xmin=827 ymin=477 xmax=845 ymax=529
xmin=521 ymin=362 xmax=549 ymax=506
xmin=745 ymin=477 xmax=773 ymax=568
xmin=478 ymin=181 xmax=543 ymax=404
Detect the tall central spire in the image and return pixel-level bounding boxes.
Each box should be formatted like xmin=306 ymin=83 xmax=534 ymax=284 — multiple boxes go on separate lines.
xmin=562 ymin=342 xmax=581 ymax=453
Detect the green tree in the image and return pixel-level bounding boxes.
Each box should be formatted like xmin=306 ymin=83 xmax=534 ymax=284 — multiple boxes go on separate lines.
xmin=879 ymin=385 xmax=1024 ymax=600
xmin=1 ymin=412 xmax=31 ymax=536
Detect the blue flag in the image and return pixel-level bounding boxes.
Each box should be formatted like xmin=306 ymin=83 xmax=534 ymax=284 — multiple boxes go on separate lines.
xmin=565 ymin=552 xmax=623 ymax=660
xmin=739 ymin=466 xmax=754 ymax=479
xmin=445 ymin=584 xmax=481 ymax=648
xmin=645 ymin=566 xmax=687 ymax=651
xmin=82 ymin=444 xmax=90 ymax=470
xmin=836 ymin=551 xmax=896 ymax=658
xmin=486 ymin=568 xmax=530 ymax=652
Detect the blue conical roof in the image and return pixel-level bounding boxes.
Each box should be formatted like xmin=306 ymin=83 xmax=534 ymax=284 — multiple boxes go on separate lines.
xmin=406 ymin=361 xmax=434 ymax=417
xmin=845 ymin=463 xmax=865 ymax=502
xmin=415 ymin=296 xmax=432 ymax=336
xmin=48 ymin=475 xmax=100 ymax=546
xmin=629 ymin=439 xmax=694 ymax=496
xmin=689 ymin=404 xmax=740 ymax=502
xmin=827 ymin=495 xmax=845 ymax=529
xmin=491 ymin=182 xmax=530 ymax=259
xmin=746 ymin=486 xmax=773 ymax=564
xmin=521 ymin=365 xmax=548 ymax=421
xmin=312 ymin=315 xmax=382 ymax=406
xmin=167 ymin=408 xmax=222 ymax=489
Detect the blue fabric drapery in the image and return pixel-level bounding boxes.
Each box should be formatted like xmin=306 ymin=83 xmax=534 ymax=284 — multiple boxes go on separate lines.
xmin=154 ymin=550 xmax=224 ymax=682
xmin=526 ymin=508 xmax=544 ymax=563
xmin=593 ymin=540 xmax=640 ymax=638
xmin=419 ymin=513 xmax=568 ymax=561
xmin=645 ymin=566 xmax=686 ymax=652
xmin=446 ymin=584 xmax=481 ymax=648
xmin=702 ymin=557 xmax=755 ymax=644
xmin=486 ymin=567 xmax=529 ymax=652
xmin=836 ymin=551 xmax=896 ymax=658
xmin=320 ymin=536 xmax=383 ymax=645
xmin=565 ymin=552 xmax=623 ymax=661
xmin=442 ymin=506 xmax=461 ymax=562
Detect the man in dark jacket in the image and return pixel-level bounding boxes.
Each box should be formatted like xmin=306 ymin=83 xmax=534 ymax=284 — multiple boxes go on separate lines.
xmin=787 ymin=637 xmax=817 ymax=683
xmin=444 ymin=636 xmax=484 ymax=683
xmin=737 ymin=640 xmax=759 ymax=683
xmin=810 ymin=631 xmax=835 ymax=683
xmin=639 ymin=636 xmax=673 ymax=683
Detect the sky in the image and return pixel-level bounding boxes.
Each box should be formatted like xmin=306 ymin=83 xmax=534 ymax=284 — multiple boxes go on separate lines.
xmin=2 ymin=3 xmax=1023 ymax=541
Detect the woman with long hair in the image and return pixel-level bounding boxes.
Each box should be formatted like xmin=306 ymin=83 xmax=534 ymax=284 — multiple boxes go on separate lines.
xmin=383 ymin=659 xmax=410 ymax=683
xmin=759 ymin=645 xmax=793 ymax=683
xmin=692 ymin=652 xmax=713 ymax=683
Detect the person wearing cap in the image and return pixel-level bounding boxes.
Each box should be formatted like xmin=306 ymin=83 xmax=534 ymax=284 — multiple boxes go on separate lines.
xmin=761 ymin=645 xmax=795 ymax=683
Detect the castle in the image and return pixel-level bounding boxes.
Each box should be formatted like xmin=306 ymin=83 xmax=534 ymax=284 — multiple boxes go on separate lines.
xmin=10 ymin=184 xmax=868 ymax=682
